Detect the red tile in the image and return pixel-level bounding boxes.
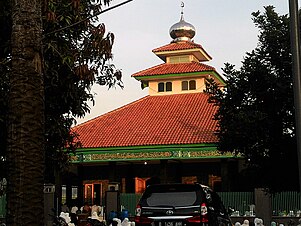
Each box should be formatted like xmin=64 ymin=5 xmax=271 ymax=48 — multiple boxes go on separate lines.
xmin=132 ymin=62 xmax=215 ymax=77
xmin=72 ymin=93 xmax=218 ymax=148
xmin=153 ymin=41 xmax=205 ymax=52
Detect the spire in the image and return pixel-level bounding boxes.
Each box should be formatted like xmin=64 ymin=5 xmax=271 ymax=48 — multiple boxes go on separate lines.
xmin=181 ymin=1 xmax=184 ymax=18
xmin=169 ymin=2 xmax=196 ymax=42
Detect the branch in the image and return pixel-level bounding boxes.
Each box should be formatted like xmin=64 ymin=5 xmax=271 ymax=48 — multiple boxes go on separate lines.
xmin=44 ymin=0 xmax=134 ymax=36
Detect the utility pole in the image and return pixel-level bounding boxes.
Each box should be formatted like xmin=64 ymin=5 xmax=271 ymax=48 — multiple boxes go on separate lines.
xmin=289 ymin=0 xmax=301 ymax=192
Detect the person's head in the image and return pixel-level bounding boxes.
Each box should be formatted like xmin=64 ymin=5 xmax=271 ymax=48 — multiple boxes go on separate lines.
xmin=254 ymin=218 xmax=263 ymax=226
xmin=235 ymin=222 xmax=241 ymax=226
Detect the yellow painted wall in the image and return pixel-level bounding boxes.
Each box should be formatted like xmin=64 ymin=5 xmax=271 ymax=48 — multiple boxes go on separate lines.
xmin=148 ymin=76 xmax=206 ymax=96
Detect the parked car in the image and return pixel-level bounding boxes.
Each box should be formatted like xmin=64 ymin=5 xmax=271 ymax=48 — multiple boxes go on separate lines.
xmin=134 ymin=183 xmax=232 ymax=226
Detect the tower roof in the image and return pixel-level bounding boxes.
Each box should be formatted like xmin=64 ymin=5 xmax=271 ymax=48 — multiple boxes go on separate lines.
xmin=132 ymin=62 xmax=215 ymax=78
xmin=152 ymin=41 xmax=212 ymax=62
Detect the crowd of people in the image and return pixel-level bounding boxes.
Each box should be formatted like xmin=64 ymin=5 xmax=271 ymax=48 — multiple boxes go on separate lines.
xmin=235 ymin=218 xmax=301 ymax=226
xmin=61 ymin=201 xmax=104 ymax=225
xmin=235 ymin=218 xmax=264 ymax=226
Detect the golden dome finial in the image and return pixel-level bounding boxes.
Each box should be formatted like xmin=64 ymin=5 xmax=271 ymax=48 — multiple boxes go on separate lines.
xmin=169 ymin=2 xmax=196 ymax=42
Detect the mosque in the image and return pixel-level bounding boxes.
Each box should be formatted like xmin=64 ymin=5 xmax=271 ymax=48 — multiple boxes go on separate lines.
xmin=67 ymin=5 xmax=244 ymax=205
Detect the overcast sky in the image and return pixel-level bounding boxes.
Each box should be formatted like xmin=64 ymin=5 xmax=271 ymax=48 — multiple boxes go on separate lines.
xmin=76 ymin=0 xmax=298 ymax=124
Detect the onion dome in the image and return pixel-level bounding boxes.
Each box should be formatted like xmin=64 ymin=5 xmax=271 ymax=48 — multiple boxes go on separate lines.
xmin=169 ymin=13 xmax=196 ymax=42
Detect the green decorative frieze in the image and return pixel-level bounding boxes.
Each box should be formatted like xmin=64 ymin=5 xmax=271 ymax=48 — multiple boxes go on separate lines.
xmin=71 ymin=148 xmax=236 ymax=163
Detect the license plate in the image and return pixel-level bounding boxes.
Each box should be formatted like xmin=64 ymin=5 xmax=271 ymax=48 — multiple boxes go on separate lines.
xmin=165 ymin=222 xmax=182 ymax=226
xmin=154 ymin=221 xmax=182 ymax=226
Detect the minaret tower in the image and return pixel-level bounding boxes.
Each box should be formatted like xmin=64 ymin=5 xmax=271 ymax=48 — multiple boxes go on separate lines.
xmin=132 ymin=3 xmax=225 ymax=95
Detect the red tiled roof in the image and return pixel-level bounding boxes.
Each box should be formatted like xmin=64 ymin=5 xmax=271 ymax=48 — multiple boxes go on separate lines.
xmin=152 ymin=42 xmax=205 ymax=52
xmin=132 ymin=62 xmax=216 ymax=77
xmin=72 ymin=93 xmax=218 ymax=148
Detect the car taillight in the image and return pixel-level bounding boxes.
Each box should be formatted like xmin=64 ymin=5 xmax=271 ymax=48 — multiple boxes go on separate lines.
xmin=134 ymin=216 xmax=153 ymax=224
xmin=200 ymin=203 xmax=209 ymax=223
xmin=135 ymin=204 xmax=142 ymax=216
xmin=187 ymin=216 xmax=201 ymax=223
xmin=134 ymin=204 xmax=153 ymax=224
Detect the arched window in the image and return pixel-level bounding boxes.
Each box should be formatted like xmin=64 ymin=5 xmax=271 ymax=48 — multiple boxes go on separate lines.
xmin=158 ymin=82 xmax=165 ymax=92
xmin=182 ymin=80 xmax=196 ymax=91
xmin=166 ymin=82 xmax=172 ymax=91
xmin=189 ymin=80 xmax=196 ymax=90
xmin=182 ymin=81 xmax=188 ymax=90
xmin=158 ymin=82 xmax=172 ymax=92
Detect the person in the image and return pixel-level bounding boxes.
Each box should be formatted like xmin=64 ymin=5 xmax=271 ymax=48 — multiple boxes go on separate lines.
xmin=91 ymin=202 xmax=102 ymax=216
xmin=71 ymin=205 xmax=79 ymax=214
xmin=254 ymin=218 xmax=264 ymax=226
xmin=81 ymin=202 xmax=91 ymax=215
xmin=70 ymin=204 xmax=79 ymax=225
xmin=242 ymin=219 xmax=250 ymax=226
xmin=121 ymin=218 xmax=131 ymax=226
xmin=235 ymin=222 xmax=242 ymax=226
xmin=90 ymin=211 xmax=102 ymax=222
xmin=61 ymin=202 xmax=70 ymax=213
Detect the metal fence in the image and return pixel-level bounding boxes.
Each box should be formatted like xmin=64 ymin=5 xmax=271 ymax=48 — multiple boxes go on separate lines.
xmin=271 ymin=191 xmax=301 ymax=214
xmin=218 ymin=192 xmax=254 ymax=213
xmin=0 ymin=192 xmax=300 ymax=218
xmin=120 ymin=193 xmax=142 ymax=217
xmin=0 ymin=195 xmax=6 ymax=218
xmin=120 ymin=192 xmax=255 ymax=217
xmin=120 ymin=191 xmax=301 ymax=217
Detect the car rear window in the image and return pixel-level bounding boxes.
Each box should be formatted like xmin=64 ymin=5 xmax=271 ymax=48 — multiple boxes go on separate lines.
xmin=146 ymin=191 xmax=197 ymax=207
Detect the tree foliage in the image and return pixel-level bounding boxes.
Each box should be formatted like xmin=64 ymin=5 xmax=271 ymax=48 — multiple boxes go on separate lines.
xmin=0 ymin=0 xmax=123 ymax=187
xmin=206 ymin=6 xmax=298 ymax=192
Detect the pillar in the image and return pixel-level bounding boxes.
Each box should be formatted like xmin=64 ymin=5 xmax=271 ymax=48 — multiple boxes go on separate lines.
xmin=160 ymin=160 xmax=168 ymax=183
xmin=255 ymin=188 xmax=272 ymax=226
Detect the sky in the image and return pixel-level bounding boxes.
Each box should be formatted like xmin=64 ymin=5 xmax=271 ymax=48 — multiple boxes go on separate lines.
xmin=76 ymin=0 xmax=298 ymax=124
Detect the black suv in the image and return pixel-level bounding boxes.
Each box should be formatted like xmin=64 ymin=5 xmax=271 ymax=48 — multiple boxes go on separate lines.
xmin=134 ymin=183 xmax=232 ymax=226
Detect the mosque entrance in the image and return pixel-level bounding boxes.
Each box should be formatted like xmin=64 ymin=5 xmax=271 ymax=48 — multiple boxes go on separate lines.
xmin=84 ymin=182 xmax=102 ymax=205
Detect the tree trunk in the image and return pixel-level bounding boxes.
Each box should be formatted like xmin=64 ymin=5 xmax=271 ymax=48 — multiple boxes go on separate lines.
xmin=7 ymin=0 xmax=44 ymax=225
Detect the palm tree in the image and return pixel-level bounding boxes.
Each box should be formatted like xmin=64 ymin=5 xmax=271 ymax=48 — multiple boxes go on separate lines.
xmin=7 ymin=0 xmax=45 ymax=225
